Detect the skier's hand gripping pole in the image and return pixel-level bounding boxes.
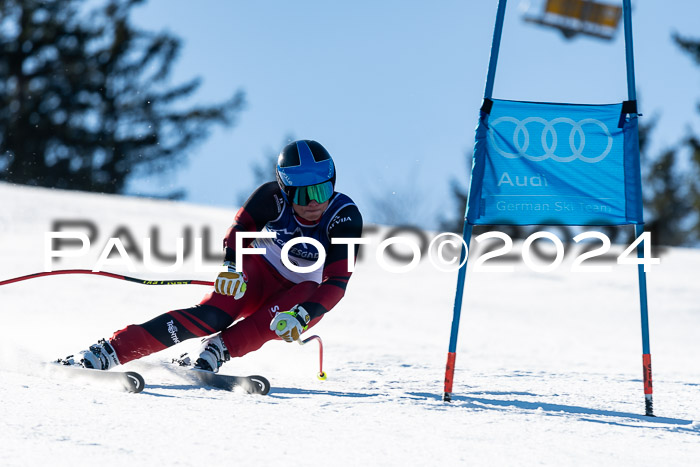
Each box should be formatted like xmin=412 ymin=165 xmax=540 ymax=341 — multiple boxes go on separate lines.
xmin=214 ymin=261 xmax=247 ymax=299
xmin=270 ymin=305 xmax=310 ymax=343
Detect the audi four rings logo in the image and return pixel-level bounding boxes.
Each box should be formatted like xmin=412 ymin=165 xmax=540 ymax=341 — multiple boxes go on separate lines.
xmin=489 ymin=116 xmax=614 ymax=163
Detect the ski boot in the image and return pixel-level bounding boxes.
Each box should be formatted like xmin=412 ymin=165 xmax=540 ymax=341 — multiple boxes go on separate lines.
xmin=174 ymin=334 xmax=229 ymax=373
xmin=59 ymin=339 xmax=121 ymax=370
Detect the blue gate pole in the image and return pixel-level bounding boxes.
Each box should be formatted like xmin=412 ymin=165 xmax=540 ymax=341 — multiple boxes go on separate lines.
xmin=635 ymin=223 xmax=654 ymax=416
xmin=622 ymin=0 xmax=637 ymax=101
xmin=484 ymin=0 xmax=509 ymax=100
xmin=623 ymin=0 xmax=654 ymax=416
xmin=443 ymin=223 xmax=473 ymax=401
xmin=443 ymin=0 xmax=508 ymax=402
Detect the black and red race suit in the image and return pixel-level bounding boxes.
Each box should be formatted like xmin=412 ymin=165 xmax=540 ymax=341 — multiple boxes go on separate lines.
xmin=110 ymin=181 xmax=363 ymax=363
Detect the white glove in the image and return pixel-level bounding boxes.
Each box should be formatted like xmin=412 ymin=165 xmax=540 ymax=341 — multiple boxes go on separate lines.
xmin=214 ymin=261 xmax=247 ymax=299
xmin=270 ymin=305 xmax=311 ymax=343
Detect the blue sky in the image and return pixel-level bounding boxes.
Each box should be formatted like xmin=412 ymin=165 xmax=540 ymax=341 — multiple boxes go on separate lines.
xmin=125 ymin=0 xmax=700 ymax=228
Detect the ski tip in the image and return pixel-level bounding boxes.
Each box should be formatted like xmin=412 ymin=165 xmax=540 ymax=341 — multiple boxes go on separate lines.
xmin=247 ymin=375 xmax=271 ymax=395
xmin=124 ymin=371 xmax=146 ymax=393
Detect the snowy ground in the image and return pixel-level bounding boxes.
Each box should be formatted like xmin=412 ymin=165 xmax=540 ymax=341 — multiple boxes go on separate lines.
xmin=1 ymin=182 xmax=699 ymax=466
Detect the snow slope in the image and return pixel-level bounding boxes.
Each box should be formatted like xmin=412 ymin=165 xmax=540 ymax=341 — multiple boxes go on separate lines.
xmin=1 ymin=182 xmax=699 ymax=466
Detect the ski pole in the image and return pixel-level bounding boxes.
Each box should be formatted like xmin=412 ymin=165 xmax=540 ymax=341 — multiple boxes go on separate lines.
xmin=299 ymin=335 xmax=326 ymax=380
xmin=0 ymin=269 xmax=214 ymax=287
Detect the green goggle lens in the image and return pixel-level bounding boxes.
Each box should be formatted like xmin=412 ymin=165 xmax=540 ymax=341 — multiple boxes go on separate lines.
xmin=291 ymin=181 xmax=334 ymax=206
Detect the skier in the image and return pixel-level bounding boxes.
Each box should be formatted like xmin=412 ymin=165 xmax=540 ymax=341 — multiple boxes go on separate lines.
xmin=62 ymin=140 xmax=363 ymax=373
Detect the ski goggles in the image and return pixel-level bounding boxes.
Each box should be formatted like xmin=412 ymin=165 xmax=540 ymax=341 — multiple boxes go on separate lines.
xmin=286 ymin=181 xmax=334 ymax=206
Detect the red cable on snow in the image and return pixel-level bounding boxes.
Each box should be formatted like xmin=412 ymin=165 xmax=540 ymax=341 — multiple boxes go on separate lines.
xmin=0 ymin=269 xmax=214 ymax=287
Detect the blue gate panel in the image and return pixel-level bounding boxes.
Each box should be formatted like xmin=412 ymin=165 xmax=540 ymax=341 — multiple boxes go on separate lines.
xmin=466 ymin=99 xmax=643 ymax=226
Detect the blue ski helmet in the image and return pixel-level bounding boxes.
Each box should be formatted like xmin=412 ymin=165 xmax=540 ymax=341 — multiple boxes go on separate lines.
xmin=276 ymin=140 xmax=336 ymax=206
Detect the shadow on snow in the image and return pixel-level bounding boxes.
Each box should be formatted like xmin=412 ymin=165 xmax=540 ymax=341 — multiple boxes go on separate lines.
xmin=268 ymin=387 xmax=381 ymax=398
xmin=141 ymin=384 xmax=381 ymax=399
xmin=408 ymin=392 xmax=699 ymax=433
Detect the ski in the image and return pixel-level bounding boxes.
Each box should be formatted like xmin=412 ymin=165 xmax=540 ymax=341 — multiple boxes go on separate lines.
xmin=48 ymin=363 xmax=145 ymax=393
xmin=167 ymin=365 xmax=270 ymax=395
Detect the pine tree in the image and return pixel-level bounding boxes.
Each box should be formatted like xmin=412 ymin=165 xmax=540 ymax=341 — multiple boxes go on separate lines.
xmin=0 ymin=0 xmax=244 ymax=194
xmin=674 ymin=34 xmax=700 ymax=244
xmin=642 ymin=146 xmax=693 ymax=246
xmin=688 ymin=135 xmax=700 ymax=241
xmin=438 ymin=175 xmax=468 ymax=234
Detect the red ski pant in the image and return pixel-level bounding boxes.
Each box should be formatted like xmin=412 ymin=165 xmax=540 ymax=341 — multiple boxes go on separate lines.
xmin=110 ymin=255 xmax=322 ymax=364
